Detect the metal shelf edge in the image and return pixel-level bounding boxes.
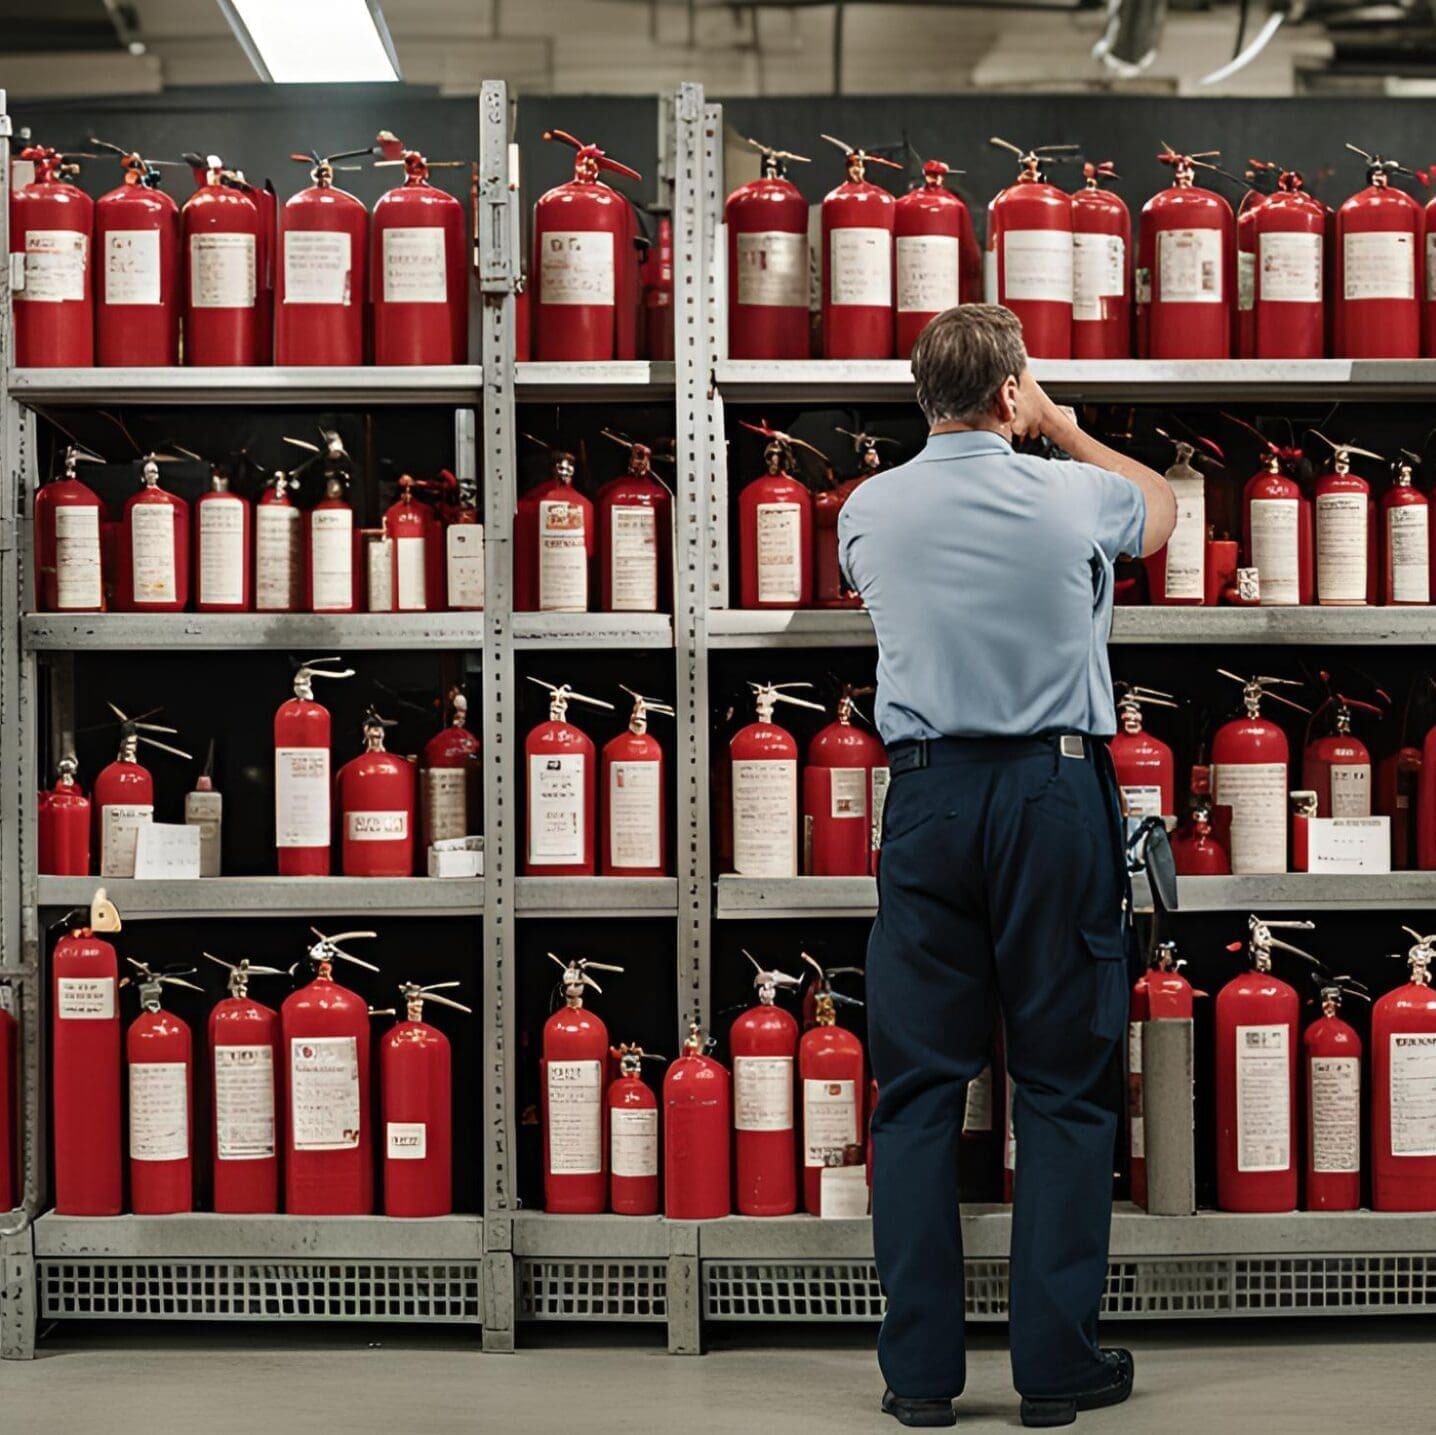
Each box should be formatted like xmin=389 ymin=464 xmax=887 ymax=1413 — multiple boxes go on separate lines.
xmin=12 ymin=366 xmax=484 ymax=406
xmin=715 ymin=876 xmax=878 ymax=919
xmin=515 ymin=877 xmax=679 ymax=916
xmin=22 ymin=613 xmax=485 ymax=652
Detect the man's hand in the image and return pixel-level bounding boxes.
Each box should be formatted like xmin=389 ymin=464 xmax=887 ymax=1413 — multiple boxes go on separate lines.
xmin=1013 ymin=370 xmax=1074 ymax=444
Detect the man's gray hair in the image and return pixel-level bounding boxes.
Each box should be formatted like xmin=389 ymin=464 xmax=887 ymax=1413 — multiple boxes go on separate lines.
xmin=910 ymin=304 xmax=1029 ymax=427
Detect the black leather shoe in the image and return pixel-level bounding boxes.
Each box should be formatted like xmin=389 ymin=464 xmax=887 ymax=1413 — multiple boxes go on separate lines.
xmin=881 ymin=1387 xmax=958 ymax=1427
xmin=1020 ymin=1348 xmax=1134 ymax=1428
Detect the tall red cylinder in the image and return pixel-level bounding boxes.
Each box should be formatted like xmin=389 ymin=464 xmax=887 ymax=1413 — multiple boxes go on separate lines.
xmin=731 ymin=963 xmax=800 ymax=1217
xmin=663 ymin=1028 xmax=732 ymax=1220
xmin=1336 ymin=152 xmax=1422 ymax=359
xmin=1372 ymin=937 xmax=1436 ymax=1211
xmin=11 ymin=147 xmax=94 ymax=367
xmin=33 ymin=448 xmax=106 ymax=613
xmin=987 ymin=143 xmax=1074 ymax=359
xmin=601 ymin=692 xmax=669 ymax=878
xmin=337 ymin=713 xmax=416 ymax=878
xmin=209 ymin=966 xmax=281 ymax=1215
xmin=821 ymin=139 xmax=899 ymax=360
xmin=803 ymin=691 xmax=886 ymax=876
xmin=894 ymin=160 xmax=972 ymax=359
xmin=94 ymin=150 xmax=180 ymax=367
xmin=117 ymin=459 xmax=189 ymax=613
xmin=800 ymin=982 xmax=866 ymax=1217
xmin=1254 ymin=172 xmax=1326 ymax=360
xmin=382 ymin=990 xmax=460 ymax=1218
xmin=1304 ymin=989 xmax=1362 ymax=1212
xmin=194 ymin=469 xmax=252 ymax=613
xmin=542 ymin=957 xmax=614 ymax=1214
xmin=182 ymin=157 xmax=262 ymax=366
xmin=608 ymin=1046 xmax=659 ymax=1216
xmin=127 ymin=979 xmax=194 ymax=1215
xmin=726 ymin=141 xmax=810 ymax=361
xmin=597 ymin=440 xmax=671 ymax=614
xmin=39 ymin=757 xmax=91 ymax=875
xmin=1070 ymin=162 xmax=1131 ymax=360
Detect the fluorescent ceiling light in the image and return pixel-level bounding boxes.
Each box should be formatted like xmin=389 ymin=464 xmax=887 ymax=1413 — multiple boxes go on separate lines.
xmin=218 ymin=0 xmax=402 ymax=84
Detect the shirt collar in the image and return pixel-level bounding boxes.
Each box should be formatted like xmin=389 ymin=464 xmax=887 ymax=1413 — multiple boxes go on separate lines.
xmin=917 ymin=430 xmax=1014 ymax=462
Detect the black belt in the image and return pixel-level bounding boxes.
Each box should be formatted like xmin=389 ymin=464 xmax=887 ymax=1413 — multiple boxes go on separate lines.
xmin=888 ymin=733 xmax=1100 ymax=776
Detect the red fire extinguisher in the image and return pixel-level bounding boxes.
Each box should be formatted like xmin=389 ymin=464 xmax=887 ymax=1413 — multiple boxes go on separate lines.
xmin=1215 ymin=916 xmax=1314 ymax=1212
xmin=515 ymin=443 xmax=594 ymax=614
xmin=1311 ymin=433 xmax=1380 ymax=607
xmin=283 ymin=928 xmax=380 ymax=1215
xmin=371 ymin=131 xmax=468 ymax=365
xmin=0 ymin=984 xmax=15 ymax=1212
xmin=1337 ymin=145 xmax=1422 ymax=359
xmin=1143 ymin=432 xmax=1225 ymax=606
xmin=1380 ymin=677 xmax=1431 ymax=870
xmin=203 ymin=954 xmax=285 ymax=1214
xmin=1372 ymin=928 xmax=1436 ymax=1210
xmin=276 ymin=145 xmax=372 ymax=366
xmin=726 ymin=138 xmax=811 ymax=361
xmin=181 ymin=153 xmax=261 ymax=366
xmin=1382 ymin=450 xmax=1430 ymax=606
xmin=663 ymin=1023 xmax=732 ymax=1221
xmin=640 ymin=211 xmax=674 ymax=359
xmin=1235 ymin=160 xmax=1279 ymax=360
xmin=986 ymin=138 xmax=1077 ymax=359
xmin=337 ymin=709 xmax=415 ymax=878
xmin=193 ymin=460 xmax=252 ymax=612
xmin=124 ymin=959 xmax=201 ymax=1215
xmin=443 ymin=470 xmax=484 ymax=611
xmin=1253 ymin=168 xmax=1327 ymax=359
xmin=11 ymin=144 xmax=94 ymax=368
xmin=542 ymin=954 xmax=623 ymax=1213
xmin=814 ymin=429 xmax=896 ymax=609
xmin=422 ymin=687 xmax=480 ymax=849
xmin=1211 ymin=671 xmax=1309 ymax=874
xmin=1109 ymin=684 xmax=1179 ymax=821
xmin=608 ymin=1043 xmax=662 ymax=1216
xmin=1170 ymin=764 xmax=1231 ymax=875
xmin=731 ymin=952 xmax=802 ymax=1216
xmin=597 ymin=431 xmax=672 ymax=614
xmin=1303 ymin=685 xmax=1381 ymax=818
xmin=33 ymin=444 xmax=106 ymax=612
xmin=255 ymin=468 xmax=303 ymax=612
xmin=803 ymin=684 xmax=887 ymax=876
xmin=52 ymin=889 xmax=124 ymax=1215
xmin=820 ymin=134 xmax=902 ymax=361
xmin=95 ymin=702 xmax=191 ymax=879
xmin=384 ymin=474 xmax=443 ymax=613
xmin=738 ymin=420 xmax=829 ymax=610
xmin=379 ymin=980 xmax=470 ymax=1218
xmin=117 ymin=455 xmax=190 ymax=613
xmin=894 ymin=158 xmax=976 ymax=359
xmin=799 ymin=954 xmax=866 ymax=1217
xmin=274 ymin=656 xmax=353 ymax=876
xmin=287 ymin=429 xmax=360 ymax=612
xmin=39 ymin=755 xmax=92 ymax=875
xmin=1139 ymin=144 xmax=1235 ymax=360
xmin=1071 ymin=161 xmax=1131 ymax=360
xmin=532 ymin=129 xmax=643 ymax=362
xmin=731 ymin=680 xmax=825 ymax=878
xmin=601 ymin=687 xmax=673 ymax=878
xmin=524 ymin=678 xmax=614 ymax=876
xmin=1304 ymin=975 xmax=1367 ymax=1212
xmin=91 ymin=139 xmax=180 ymax=367
xmin=1229 ymin=417 xmax=1312 ymax=607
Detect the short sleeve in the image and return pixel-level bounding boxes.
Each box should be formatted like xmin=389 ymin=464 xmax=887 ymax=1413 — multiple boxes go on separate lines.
xmin=1088 ymin=466 xmax=1147 ymax=562
xmin=837 ymin=501 xmax=861 ymax=594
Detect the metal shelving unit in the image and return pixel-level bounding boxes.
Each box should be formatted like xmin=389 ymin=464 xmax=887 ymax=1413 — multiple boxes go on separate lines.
xmin=21 ymin=612 xmax=486 ymax=651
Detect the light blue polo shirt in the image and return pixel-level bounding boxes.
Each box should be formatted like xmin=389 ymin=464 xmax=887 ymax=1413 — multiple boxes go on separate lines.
xmin=838 ymin=430 xmax=1148 ymax=745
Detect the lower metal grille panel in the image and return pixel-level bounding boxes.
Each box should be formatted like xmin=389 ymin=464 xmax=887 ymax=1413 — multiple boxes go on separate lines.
xmin=518 ymin=1259 xmax=667 ymax=1322
xmin=1233 ymin=1255 xmax=1436 ymax=1312
xmin=37 ymin=1260 xmax=482 ymax=1323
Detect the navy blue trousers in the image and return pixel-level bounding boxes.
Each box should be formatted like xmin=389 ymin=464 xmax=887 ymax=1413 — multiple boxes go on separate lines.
xmin=867 ymin=735 xmax=1131 ymax=1401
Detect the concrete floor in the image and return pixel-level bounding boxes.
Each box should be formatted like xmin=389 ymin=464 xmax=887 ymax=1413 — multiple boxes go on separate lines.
xmin=0 ymin=1320 xmax=1430 ymax=1434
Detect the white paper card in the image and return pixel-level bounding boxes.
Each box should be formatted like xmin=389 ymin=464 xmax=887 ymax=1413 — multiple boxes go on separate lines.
xmin=1305 ymin=817 xmax=1390 ymax=873
xmin=133 ymin=822 xmax=202 ymax=880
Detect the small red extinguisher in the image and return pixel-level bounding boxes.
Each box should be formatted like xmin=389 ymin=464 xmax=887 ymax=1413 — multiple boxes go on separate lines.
xmin=1229 ymin=416 xmax=1312 ymax=607
xmin=731 ymin=680 xmax=825 ymax=878
xmin=33 ymin=444 xmax=107 ymax=613
xmin=125 ymin=958 xmax=203 ymax=1215
xmin=664 ymin=1023 xmax=732 ymax=1221
xmin=601 ymin=687 xmax=673 ymax=878
xmin=1303 ymin=685 xmax=1381 ymax=818
xmin=443 ymin=470 xmax=484 ymax=612
xmin=1215 ymin=916 xmax=1314 ymax=1212
xmin=814 ymin=429 xmax=896 ymax=609
xmin=1109 ymin=684 xmax=1179 ymax=822
xmin=726 ymin=138 xmax=811 ymax=361
xmin=193 ymin=459 xmax=253 ymax=613
xmin=1382 ymin=450 xmax=1430 ymax=606
xmin=986 ymin=138 xmax=1077 ymax=359
xmin=274 ymin=656 xmax=353 ymax=876
xmin=524 ymin=678 xmax=614 ymax=877
xmin=894 ymin=158 xmax=977 ymax=359
xmin=1304 ymin=975 xmax=1367 ymax=1213
xmin=39 ymin=755 xmax=92 ymax=875
xmin=380 ymin=980 xmax=471 ymax=1218
xmin=597 ymin=431 xmax=672 ymax=615
xmin=738 ymin=420 xmax=828 ymax=610
xmin=799 ymin=954 xmax=867 ymax=1217
xmin=181 ymin=153 xmax=262 ymax=366
xmin=255 ymin=468 xmax=304 ymax=613
xmin=1253 ymin=168 xmax=1327 ymax=360
xmin=95 ymin=702 xmax=191 ymax=879
xmin=117 ymin=455 xmax=190 ymax=613
xmin=337 ymin=708 xmax=416 ymax=878
xmin=384 ymin=474 xmax=443 ymax=613
xmin=640 ymin=211 xmax=673 ymax=359
xmin=1379 ymin=677 xmax=1431 ymax=871
xmin=1070 ymin=161 xmax=1132 ymax=360
xmin=91 ymin=139 xmax=181 ymax=367
xmin=51 ymin=889 xmax=124 ymax=1215
xmin=1170 ymin=764 xmax=1231 ymax=876
xmin=422 ymin=687 xmax=480 ymax=850
xmin=803 ymin=684 xmax=887 ymax=877
xmin=1311 ymin=433 xmax=1379 ymax=607
xmin=1336 ymin=145 xmax=1422 ymax=359
xmin=287 ymin=429 xmax=360 ymax=613
xmin=608 ymin=1043 xmax=662 ymax=1217
xmin=542 ymin=954 xmax=623 ymax=1213
xmin=1372 ymin=928 xmax=1436 ymax=1211
xmin=515 ymin=442 xmax=594 ymax=614
xmin=820 ymin=134 xmax=902 ymax=360
xmin=203 ymin=953 xmax=285 ymax=1215
xmin=11 ymin=144 xmax=94 ymax=367
xmin=731 ymin=952 xmax=802 ymax=1216
xmin=1143 ymin=432 xmax=1225 ymax=606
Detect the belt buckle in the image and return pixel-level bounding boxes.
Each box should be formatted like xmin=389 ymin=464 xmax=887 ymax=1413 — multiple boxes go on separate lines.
xmin=1059 ymin=735 xmax=1086 ymax=760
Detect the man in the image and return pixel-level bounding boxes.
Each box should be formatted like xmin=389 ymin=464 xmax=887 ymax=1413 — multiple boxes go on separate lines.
xmin=839 ymin=305 xmax=1176 ymax=1430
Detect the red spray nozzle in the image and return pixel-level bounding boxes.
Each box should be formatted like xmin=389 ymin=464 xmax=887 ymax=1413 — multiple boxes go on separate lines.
xmin=1083 ymin=160 xmax=1121 ymax=186
xmin=544 ymin=129 xmax=643 ymax=184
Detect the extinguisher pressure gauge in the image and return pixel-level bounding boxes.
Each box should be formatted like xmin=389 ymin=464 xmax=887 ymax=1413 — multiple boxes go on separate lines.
xmin=305 ymin=928 xmax=381 ymax=978
xmin=1217 ymin=670 xmax=1311 ymax=722
xmin=203 ymin=953 xmax=286 ymax=1001
xmin=125 ymin=958 xmax=204 ymax=1013
xmin=1399 ymin=928 xmax=1436 ymax=985
xmin=106 ymin=701 xmax=192 ymax=766
xmin=743 ymin=950 xmax=801 ymax=1006
xmin=547 ymin=953 xmax=624 ymax=1008
xmin=526 ymin=676 xmax=615 ymax=724
xmin=1234 ymin=915 xmax=1318 ymax=975
xmin=748 ymin=680 xmax=826 ymax=724
xmin=396 ymin=981 xmax=473 ymax=1022
xmin=290 ymin=655 xmax=355 ymax=701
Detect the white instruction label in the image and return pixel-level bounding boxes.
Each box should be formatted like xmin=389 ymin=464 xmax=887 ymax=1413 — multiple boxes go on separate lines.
xmin=829 ymin=766 xmax=867 ymax=821
xmin=547 ymin=1060 xmax=602 ymax=1173
xmin=54 ymin=505 xmax=102 ymax=609
xmin=290 ymin=1036 xmax=361 ymax=1151
xmin=1260 ymin=230 xmax=1322 ymax=303
xmin=870 ymin=766 xmax=890 ymax=854
xmin=733 ymin=758 xmax=798 ymax=877
xmin=1248 ymin=497 xmax=1299 ymax=605
xmin=24 ymin=229 xmax=87 ymax=302
xmin=609 ymin=505 xmax=658 ymax=612
xmin=1212 ymin=762 xmax=1287 ymax=874
xmin=1316 ymin=492 xmax=1369 ymax=603
xmin=387 ymin=1122 xmax=428 ymax=1161
xmin=1121 ymin=785 xmax=1165 ymax=819
xmin=529 ymin=752 xmax=585 ymax=864
xmin=347 ymin=810 xmax=409 ymax=843
xmin=1310 ymin=1056 xmax=1360 ymax=1174
xmin=734 ymin=1055 xmax=793 ymax=1132
xmin=129 ymin=1062 xmax=189 ymax=1162
xmin=608 ymin=760 xmax=661 ymax=870
xmin=310 ymin=507 xmax=353 ymax=610
xmin=1329 ymin=764 xmax=1371 ymax=818
xmin=1388 ymin=505 xmax=1430 ymax=603
xmin=215 ymin=1044 xmax=276 ymax=1161
xmin=1002 ymin=228 xmax=1073 ymax=302
xmin=1236 ymin=1024 xmax=1290 ymax=1172
xmin=755 ymin=502 xmax=803 ymax=604
xmin=610 ymin=1107 xmax=658 ymax=1178
xmin=130 ymin=503 xmax=177 ymax=604
xmin=1072 ymin=232 xmax=1124 ymax=321
xmin=538 ymin=499 xmax=588 ymax=612
xmin=425 ymin=767 xmax=469 ymax=844
xmin=446 ymin=523 xmax=485 ymax=609
xmin=283 ymin=229 xmax=351 ymax=306
xmin=804 ymin=1078 xmax=858 ymax=1167
xmin=57 ymin=976 xmax=115 ymax=1021
xmin=807 ymin=204 xmax=823 ymax=313
xmin=383 ymin=226 xmax=447 ymax=303
xmin=102 ymin=803 xmax=153 ymax=878
xmin=1390 ymin=1033 xmax=1436 ymax=1156
xmin=820 ymin=1164 xmax=869 ymax=1218
xmin=1163 ymin=475 xmax=1206 ymax=599
xmin=1158 ymin=228 xmax=1223 ymax=303
xmin=105 ymin=228 xmax=161 ymax=306
xmin=255 ymin=503 xmax=301 ymax=611
xmin=829 ymin=227 xmax=892 ymax=307
xmin=1237 ymin=248 xmax=1255 ymax=312
xmin=367 ymin=536 xmax=393 ymax=612
xmin=539 ymin=230 xmax=614 ymax=306
xmin=395 ymin=535 xmax=427 ymax=611
xmin=1344 ymin=230 xmax=1414 ymax=301
xmin=736 ymin=230 xmax=807 ymax=308
xmin=895 ymin=234 xmax=959 ymax=313
xmin=198 ymin=498 xmax=246 ymax=606
xmin=275 ymin=747 xmax=330 ymax=848
xmin=190 ymin=231 xmax=256 ymax=309
xmin=962 ymin=1066 xmax=993 ymax=1134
